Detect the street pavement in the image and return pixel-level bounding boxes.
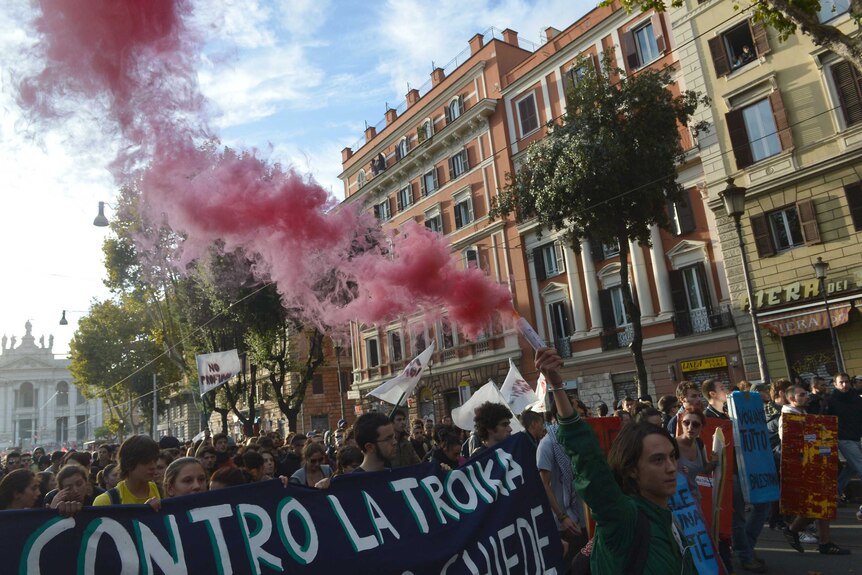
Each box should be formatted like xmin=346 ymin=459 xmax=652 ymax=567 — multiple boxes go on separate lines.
xmin=748 ymin=505 xmax=861 ymax=574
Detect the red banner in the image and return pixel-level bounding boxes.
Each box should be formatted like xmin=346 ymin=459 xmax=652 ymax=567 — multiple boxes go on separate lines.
xmin=780 ymin=414 xmax=839 ymax=520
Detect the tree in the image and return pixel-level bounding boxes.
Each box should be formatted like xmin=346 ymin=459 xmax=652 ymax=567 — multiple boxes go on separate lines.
xmin=613 ymin=0 xmax=862 ymax=73
xmin=491 ymin=58 xmax=708 ymax=397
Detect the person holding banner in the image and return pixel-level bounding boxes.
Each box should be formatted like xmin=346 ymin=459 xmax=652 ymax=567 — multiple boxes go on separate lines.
xmin=163 ymin=457 xmax=208 ymax=498
xmin=0 ymin=469 xmax=40 ymax=511
xmin=92 ymin=435 xmax=161 ymax=509
xmin=535 ymin=347 xmax=696 ymax=574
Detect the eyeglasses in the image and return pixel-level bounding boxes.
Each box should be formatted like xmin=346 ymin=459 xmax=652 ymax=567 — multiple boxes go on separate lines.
xmin=681 ymin=420 xmax=702 ymax=428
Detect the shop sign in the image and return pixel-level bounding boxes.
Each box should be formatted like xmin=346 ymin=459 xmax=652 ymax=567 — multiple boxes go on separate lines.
xmin=681 ymin=356 xmax=728 ymax=372
xmin=750 ymin=267 xmax=862 ymax=310
xmin=760 ymin=304 xmax=852 ymax=337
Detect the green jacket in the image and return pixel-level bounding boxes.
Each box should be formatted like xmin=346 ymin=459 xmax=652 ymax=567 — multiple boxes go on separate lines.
xmin=556 ymin=414 xmax=696 ymax=574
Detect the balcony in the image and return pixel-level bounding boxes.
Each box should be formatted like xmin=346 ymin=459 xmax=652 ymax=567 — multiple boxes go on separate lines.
xmin=600 ymin=324 xmax=634 ymax=351
xmin=554 ymin=337 xmax=572 ymax=359
xmin=672 ymin=304 xmax=734 ymax=337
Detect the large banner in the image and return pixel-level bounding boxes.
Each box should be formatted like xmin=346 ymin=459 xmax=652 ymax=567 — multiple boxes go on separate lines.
xmin=196 ymin=349 xmax=241 ymax=396
xmin=727 ymin=391 xmax=779 ymax=504
xmin=1 ymin=434 xmax=563 ymax=575
xmin=780 ymin=413 xmax=839 ymax=520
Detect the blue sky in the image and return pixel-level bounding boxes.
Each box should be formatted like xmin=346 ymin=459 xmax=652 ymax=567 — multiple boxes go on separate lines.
xmin=0 ymin=0 xmax=596 ymax=355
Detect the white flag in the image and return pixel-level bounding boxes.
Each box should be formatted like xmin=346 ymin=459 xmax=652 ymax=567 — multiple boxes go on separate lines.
xmin=499 ymin=358 xmax=538 ymax=415
xmin=367 ymin=343 xmax=435 ymax=405
xmin=451 ymin=380 xmax=525 ymax=434
xmin=196 ymin=349 xmax=241 ymax=396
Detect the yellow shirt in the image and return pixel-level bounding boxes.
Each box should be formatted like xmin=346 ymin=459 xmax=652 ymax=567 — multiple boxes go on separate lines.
xmin=93 ymin=480 xmax=160 ymax=505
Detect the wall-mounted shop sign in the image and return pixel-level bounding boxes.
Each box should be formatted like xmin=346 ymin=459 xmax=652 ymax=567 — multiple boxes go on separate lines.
xmin=681 ymin=356 xmax=728 ymax=372
xmin=760 ymin=304 xmax=852 ymax=337
xmin=748 ymin=267 xmax=862 ymax=310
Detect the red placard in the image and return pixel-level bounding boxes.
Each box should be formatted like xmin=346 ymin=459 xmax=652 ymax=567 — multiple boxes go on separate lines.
xmin=584 ymin=417 xmax=623 ymax=537
xmin=780 ymin=414 xmax=839 ymax=520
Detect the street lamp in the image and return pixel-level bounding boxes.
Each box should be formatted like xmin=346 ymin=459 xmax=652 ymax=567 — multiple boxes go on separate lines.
xmin=93 ymin=201 xmax=110 ymax=227
xmin=812 ymin=257 xmax=844 ymax=373
xmin=335 ymin=344 xmax=346 ymax=421
xmin=59 ymin=310 xmax=87 ymax=325
xmin=720 ymin=178 xmax=771 ymax=383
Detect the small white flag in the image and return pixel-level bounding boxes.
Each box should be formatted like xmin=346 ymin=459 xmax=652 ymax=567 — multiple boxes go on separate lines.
xmin=367 ymin=343 xmax=435 ymax=405
xmin=196 ymin=349 xmax=241 ymax=397
xmin=499 ymin=358 xmax=538 ymax=415
xmin=451 ymin=380 xmax=525 ymax=434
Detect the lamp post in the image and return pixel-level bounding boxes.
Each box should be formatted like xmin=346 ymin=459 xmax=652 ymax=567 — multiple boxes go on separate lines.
xmin=720 ymin=178 xmax=771 ymax=383
xmin=335 ymin=344 xmax=346 ymax=421
xmin=812 ymin=257 xmax=844 ymax=373
xmin=93 ymin=201 xmax=110 ymax=227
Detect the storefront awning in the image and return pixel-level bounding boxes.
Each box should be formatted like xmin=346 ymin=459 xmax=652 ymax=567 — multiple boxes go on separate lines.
xmin=760 ymin=303 xmax=852 ymax=337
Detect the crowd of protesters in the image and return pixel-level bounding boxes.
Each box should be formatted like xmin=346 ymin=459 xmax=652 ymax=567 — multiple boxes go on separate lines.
xmin=0 ymin=352 xmax=860 ymax=574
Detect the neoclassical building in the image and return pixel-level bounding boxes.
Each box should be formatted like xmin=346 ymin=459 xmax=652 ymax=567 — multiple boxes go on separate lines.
xmin=0 ymin=322 xmax=102 ymax=450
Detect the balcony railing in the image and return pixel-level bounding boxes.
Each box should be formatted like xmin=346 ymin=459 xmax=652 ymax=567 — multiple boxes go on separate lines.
xmin=673 ymin=304 xmax=734 ymax=337
xmin=600 ymin=324 xmax=634 ymax=351
xmin=554 ymin=337 xmax=572 ymax=359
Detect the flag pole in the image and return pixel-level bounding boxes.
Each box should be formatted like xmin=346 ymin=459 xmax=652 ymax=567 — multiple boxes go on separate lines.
xmin=388 ymin=391 xmax=407 ymax=421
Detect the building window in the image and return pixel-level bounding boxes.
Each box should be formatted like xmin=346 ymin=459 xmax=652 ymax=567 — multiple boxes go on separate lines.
xmin=420 ymin=168 xmax=439 ymax=196
xmin=726 ymin=92 xmax=792 ymax=169
xmin=830 ymin=60 xmax=862 ymax=128
xmin=458 ymin=383 xmax=472 ymax=404
xmin=818 ymin=0 xmax=850 ymax=22
xmin=516 ymin=93 xmax=539 ymax=136
xmin=681 ymin=266 xmax=708 ymax=311
xmin=425 ymin=207 xmax=443 ymax=233
xmin=417 ymin=120 xmax=433 ymax=143
xmin=565 ymin=56 xmax=596 ymax=94
xmin=366 ymin=338 xmax=380 ymax=368
xmin=463 ymin=247 xmax=480 ymax=269
xmin=397 ymin=185 xmax=413 ymax=212
xmin=310 ymin=415 xmax=329 ymax=433
xmin=610 ymin=287 xmax=629 ymax=327
xmin=445 ymin=96 xmax=464 ymax=124
xmin=844 ymin=182 xmax=862 ymax=231
xmin=56 ymin=381 xmax=69 ymax=407
xmin=357 ymin=169 xmax=367 ymax=188
xmin=373 ymin=198 xmax=391 ymax=221
xmin=668 ymin=190 xmax=696 ymax=235
xmin=440 ymin=319 xmax=455 ymax=350
xmin=602 ymin=241 xmax=620 ymax=259
xmin=669 ymin=262 xmax=715 ymax=335
xmin=76 ymin=416 xmax=87 ymax=441
xmin=750 ymin=200 xmax=820 ymax=257
xmin=624 ymin=16 xmax=665 ymax=71
xmin=453 ymin=190 xmax=474 ymax=229
xmin=413 ymin=330 xmax=427 ymax=355
xmin=312 ymin=373 xmax=324 ymax=395
xmin=17 ymin=382 xmax=34 ymax=408
xmin=389 ymin=331 xmax=403 ymax=363
xmin=533 ymin=241 xmax=565 ymax=280
xmin=707 ymin=20 xmax=770 ymax=77
xmin=395 ymin=137 xmax=409 ymax=160
xmin=548 ymin=300 xmax=572 ymax=341
xmin=448 ymin=149 xmax=469 ymax=180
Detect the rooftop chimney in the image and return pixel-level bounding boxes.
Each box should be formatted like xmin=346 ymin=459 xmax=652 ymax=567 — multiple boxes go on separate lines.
xmin=385 ymin=108 xmax=398 ymax=126
xmin=341 ymin=147 xmax=353 ymax=162
xmin=469 ymin=33 xmax=484 ymax=55
xmin=406 ymin=88 xmax=420 ymax=107
xmin=365 ymin=125 xmax=377 ymax=142
xmin=502 ymin=28 xmax=518 ymax=47
xmin=544 ymin=27 xmax=561 ymax=42
xmin=431 ymin=67 xmax=446 ymax=87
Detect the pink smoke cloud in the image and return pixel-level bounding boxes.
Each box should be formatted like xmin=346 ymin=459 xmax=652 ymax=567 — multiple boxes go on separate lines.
xmin=16 ymin=0 xmax=512 ymax=337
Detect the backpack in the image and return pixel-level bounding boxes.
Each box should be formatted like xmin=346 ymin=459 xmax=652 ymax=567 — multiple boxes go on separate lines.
xmin=106 ymin=487 xmax=121 ymax=505
xmin=570 ymin=508 xmax=650 ymax=575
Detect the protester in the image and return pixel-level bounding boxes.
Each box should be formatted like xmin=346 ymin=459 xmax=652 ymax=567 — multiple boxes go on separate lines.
xmin=90 ymin=444 xmax=113 ymax=484
xmin=409 ymin=419 xmax=432 ymax=460
xmin=93 ymin=435 xmax=161 ymax=508
xmin=354 ymin=412 xmax=397 ymax=473
xmin=614 ymin=408 xmax=632 ymax=425
xmin=96 ymin=462 xmax=120 ymax=491
xmin=278 ymin=434 xmax=305 ymax=477
xmin=391 ymin=408 xmax=421 ymax=468
xmin=633 ymin=405 xmax=663 ymax=426
xmin=806 ymin=376 xmax=829 ymax=415
xmin=36 ymin=470 xmax=56 ymax=508
xmin=3 ymin=451 xmax=22 ymax=475
xmin=238 ymin=451 xmax=267 ymax=483
xmin=826 ymin=373 xmax=862 ymax=505
xmin=48 ymin=451 xmax=64 ymax=475
xmin=163 ymin=457 xmax=208 ymax=498
xmin=657 ymin=394 xmax=679 ymax=428
xmin=471 ymin=402 xmax=513 ymax=456
xmin=260 ymin=449 xmax=276 ymax=480
xmin=521 ymin=409 xmax=547 ymax=447
xmin=428 ymin=429 xmax=463 ymax=470
xmin=666 ymin=381 xmax=702 ymax=434
xmin=0 ymin=469 xmax=39 ymax=511
xmin=31 ymin=447 xmax=46 ymax=473
xmin=289 ymin=443 xmax=332 ymax=486
xmin=37 ymin=455 xmax=52 ymax=472
xmin=675 ymin=407 xmax=716 ymax=498
xmin=47 ymin=465 xmax=98 ymax=515
xmin=535 ymin=347 xmax=696 ymax=573
xmin=153 ymin=451 xmax=174 ymax=495
xmin=702 ymin=379 xmax=729 ymax=418
xmin=315 ymin=446 xmax=363 ymax=488
xmin=195 ymin=445 xmax=217 ymax=477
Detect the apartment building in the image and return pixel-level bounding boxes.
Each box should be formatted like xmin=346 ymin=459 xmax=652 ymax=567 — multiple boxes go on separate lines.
xmin=497 ymin=3 xmax=743 ymax=408
xmin=678 ymin=0 xmax=862 ymax=381
xmin=339 ymin=29 xmax=541 ymax=421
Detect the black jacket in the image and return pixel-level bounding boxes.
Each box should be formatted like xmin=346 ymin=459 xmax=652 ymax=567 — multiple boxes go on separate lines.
xmin=826 ymin=389 xmax=862 ymax=441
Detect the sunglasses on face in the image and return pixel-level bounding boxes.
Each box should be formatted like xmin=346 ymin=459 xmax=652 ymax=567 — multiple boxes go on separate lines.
xmin=682 ymin=420 xmax=702 ymax=429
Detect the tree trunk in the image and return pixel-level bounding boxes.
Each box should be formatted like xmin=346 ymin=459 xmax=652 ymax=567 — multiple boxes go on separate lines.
xmin=617 ymin=234 xmax=649 ymax=398
xmin=269 ymin=329 xmax=325 ymax=434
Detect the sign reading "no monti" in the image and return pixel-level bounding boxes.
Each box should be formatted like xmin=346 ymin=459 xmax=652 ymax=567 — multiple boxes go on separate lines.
xmin=196 ymin=349 xmax=241 ymax=396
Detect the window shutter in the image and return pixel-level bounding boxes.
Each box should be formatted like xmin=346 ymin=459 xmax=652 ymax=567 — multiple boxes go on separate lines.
xmin=750 ymin=19 xmax=771 ymax=57
xmin=444 ymin=105 xmax=451 ymax=124
xmin=389 ymin=197 xmax=396 ymax=219
xmin=669 ymin=270 xmax=688 ymax=314
xmin=373 ymin=204 xmax=380 ymax=219
xmin=726 ymin=108 xmax=753 ymax=169
xmin=454 ymin=203 xmax=463 ymax=229
xmin=769 ymin=91 xmax=793 ymax=151
xmin=623 ymin=31 xmax=639 ymax=71
xmin=844 ymin=182 xmax=862 ymax=231
xmin=831 ymin=61 xmax=862 ymax=127
xmin=707 ymin=36 xmax=730 ymax=77
xmin=448 ymin=157 xmax=454 ymax=181
xmin=796 ymin=199 xmax=821 ymax=245
xmin=396 ymin=192 xmax=403 ymax=212
xmin=466 ymin=194 xmax=474 ymax=223
xmin=433 ymin=167 xmax=439 ymax=190
xmin=395 ymin=143 xmax=402 ymax=161
xmin=533 ymin=247 xmax=546 ymax=281
xmin=650 ymin=14 xmax=666 ymax=53
xmin=458 ymin=95 xmax=465 ymax=114
xmin=590 ymin=238 xmax=605 ymax=261
xmin=554 ymin=241 xmax=566 ymax=273
xmin=598 ymin=289 xmax=616 ymax=331
xmin=462 ymin=148 xmax=469 ymax=171
xmin=693 ymin=262 xmax=713 ymax=312
xmin=420 ymin=174 xmax=426 ymax=197
xmin=750 ymin=213 xmax=775 ymax=257
xmin=563 ymin=302 xmax=573 ymax=337
xmin=676 ymin=190 xmax=696 ymax=234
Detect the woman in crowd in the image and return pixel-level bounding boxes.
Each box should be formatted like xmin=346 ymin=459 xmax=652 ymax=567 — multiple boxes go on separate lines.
xmin=314 ymin=445 xmax=363 ymax=489
xmin=238 ymin=451 xmax=267 ymax=482
xmin=0 ymin=469 xmax=40 ymax=511
xmin=674 ymin=406 xmax=716 ymax=498
xmin=260 ymin=449 xmax=277 ymax=480
xmin=163 ymin=457 xmax=208 ymax=498
xmin=209 ymin=466 xmax=246 ymax=490
xmin=289 ymin=442 xmax=332 ymax=487
xmin=93 ymin=435 xmax=161 ymax=508
xmin=96 ymin=462 xmax=120 ymax=491
xmin=47 ymin=464 xmax=99 ymax=515
xmin=36 ymin=470 xmax=57 ymax=508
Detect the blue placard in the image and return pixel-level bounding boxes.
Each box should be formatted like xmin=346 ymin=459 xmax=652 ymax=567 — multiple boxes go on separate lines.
xmin=669 ymin=472 xmax=718 ymax=575
xmin=0 ymin=433 xmax=562 ymax=575
xmin=727 ymin=390 xmax=780 ymax=503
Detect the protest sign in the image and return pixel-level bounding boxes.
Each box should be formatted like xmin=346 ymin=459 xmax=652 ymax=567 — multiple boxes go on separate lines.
xmin=780 ymin=413 xmax=839 ymax=520
xmin=584 ymin=417 xmax=622 ymax=537
xmin=727 ymin=391 xmax=779 ymax=504
xmin=697 ymin=419 xmax=733 ymax=544
xmin=196 ymin=349 xmax=241 ymax=396
xmin=669 ymin=472 xmax=719 ymax=575
xmin=1 ymin=433 xmax=562 ymax=575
